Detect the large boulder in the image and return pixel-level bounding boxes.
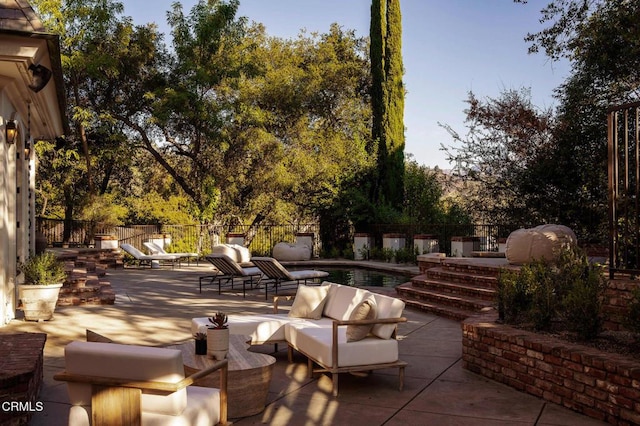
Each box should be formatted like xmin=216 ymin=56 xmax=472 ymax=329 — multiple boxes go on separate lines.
xmin=272 ymin=242 xmax=311 ymax=261
xmin=505 ymin=224 xmax=577 ymax=265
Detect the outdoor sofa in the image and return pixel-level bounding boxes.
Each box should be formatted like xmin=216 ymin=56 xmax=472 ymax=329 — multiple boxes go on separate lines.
xmin=192 ymin=281 xmax=407 ymax=396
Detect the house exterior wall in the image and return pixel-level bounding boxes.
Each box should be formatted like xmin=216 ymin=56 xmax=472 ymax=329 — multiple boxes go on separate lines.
xmin=1 ymin=97 xmax=39 ymax=325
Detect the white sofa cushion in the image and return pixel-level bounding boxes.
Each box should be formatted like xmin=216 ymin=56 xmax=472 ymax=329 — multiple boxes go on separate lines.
xmin=289 ymin=284 xmax=330 ymax=319
xmin=193 ymin=314 xmax=293 ymax=344
xmin=323 ymin=283 xmax=373 ymax=321
xmin=371 ymin=293 xmax=406 ymax=339
xmin=285 ymin=322 xmax=398 ymax=367
xmin=65 ymin=341 xmax=187 ymax=416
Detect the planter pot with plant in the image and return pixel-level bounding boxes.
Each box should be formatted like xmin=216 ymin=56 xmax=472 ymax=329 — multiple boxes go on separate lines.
xmin=193 ymin=332 xmax=207 ymax=355
xmin=206 ymin=312 xmax=229 ymax=360
xmin=18 ymin=252 xmax=67 ymax=321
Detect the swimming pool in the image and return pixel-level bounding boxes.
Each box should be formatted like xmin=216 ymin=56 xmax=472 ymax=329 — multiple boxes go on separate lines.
xmin=316 ymin=267 xmax=411 ymax=288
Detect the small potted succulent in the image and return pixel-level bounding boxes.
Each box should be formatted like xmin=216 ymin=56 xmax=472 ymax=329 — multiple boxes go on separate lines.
xmin=18 ymin=252 xmax=67 ymax=321
xmin=206 ymin=312 xmax=229 ymax=360
xmin=193 ymin=332 xmax=207 ymax=355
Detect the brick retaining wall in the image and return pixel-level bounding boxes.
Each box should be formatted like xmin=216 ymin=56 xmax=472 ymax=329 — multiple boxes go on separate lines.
xmin=0 ymin=333 xmax=47 ymax=425
xmin=463 ymin=313 xmax=640 ymax=425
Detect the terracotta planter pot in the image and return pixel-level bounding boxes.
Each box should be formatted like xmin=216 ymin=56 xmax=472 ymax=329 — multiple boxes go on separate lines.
xmin=207 ymin=328 xmax=229 ymax=360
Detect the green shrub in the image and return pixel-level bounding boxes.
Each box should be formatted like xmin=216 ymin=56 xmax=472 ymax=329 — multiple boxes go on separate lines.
xmin=19 ymin=252 xmax=67 ymax=285
xmin=560 ymin=254 xmax=606 ymax=340
xmin=382 ymin=247 xmax=395 ymax=262
xmin=528 ymin=260 xmax=557 ymax=331
xmin=496 ymin=246 xmax=607 ymax=340
xmin=497 ymin=267 xmax=533 ymax=324
xmin=394 ymin=247 xmax=416 ymax=264
xmin=357 ymin=245 xmax=370 ymax=260
xmin=562 ymin=264 xmax=606 ymax=340
xmin=369 ymin=246 xmax=384 ymax=261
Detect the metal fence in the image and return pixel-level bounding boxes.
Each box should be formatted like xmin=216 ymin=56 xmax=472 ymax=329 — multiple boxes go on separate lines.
xmin=608 ymin=101 xmax=640 ymax=277
xmin=358 ymin=223 xmax=520 ymax=255
xmin=36 ymin=218 xmax=319 ymax=256
xmin=37 ymin=217 xmax=519 ymax=257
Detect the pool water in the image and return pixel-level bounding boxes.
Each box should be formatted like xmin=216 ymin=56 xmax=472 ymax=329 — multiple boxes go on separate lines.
xmin=320 ymin=268 xmax=411 ymax=288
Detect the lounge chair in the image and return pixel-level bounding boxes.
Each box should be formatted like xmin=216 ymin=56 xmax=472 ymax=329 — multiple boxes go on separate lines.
xmin=143 ymin=241 xmax=200 ymax=265
xmin=120 ymin=243 xmax=182 ymax=269
xmin=200 ymin=254 xmax=263 ymax=297
xmin=250 ymin=257 xmax=329 ymax=299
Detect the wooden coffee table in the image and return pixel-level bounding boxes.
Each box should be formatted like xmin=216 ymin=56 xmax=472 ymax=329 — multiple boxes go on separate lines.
xmin=168 ymin=334 xmax=276 ymax=418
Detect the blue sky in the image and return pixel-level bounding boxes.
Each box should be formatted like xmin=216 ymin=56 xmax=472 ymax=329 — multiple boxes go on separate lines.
xmin=124 ymin=0 xmax=570 ymax=169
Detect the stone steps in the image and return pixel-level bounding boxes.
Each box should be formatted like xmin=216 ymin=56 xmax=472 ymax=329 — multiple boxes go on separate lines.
xmin=55 ymin=249 xmax=121 ymax=306
xmin=409 ymin=274 xmax=496 ymax=301
xmin=397 ymin=257 xmax=511 ymax=320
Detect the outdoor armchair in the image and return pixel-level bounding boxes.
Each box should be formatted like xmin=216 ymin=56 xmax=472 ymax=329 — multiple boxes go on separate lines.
xmin=54 ymin=341 xmax=228 ymax=426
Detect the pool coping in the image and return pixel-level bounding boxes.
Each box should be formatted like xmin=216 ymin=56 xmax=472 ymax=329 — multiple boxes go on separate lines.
xmin=279 ymin=259 xmax=420 ymax=277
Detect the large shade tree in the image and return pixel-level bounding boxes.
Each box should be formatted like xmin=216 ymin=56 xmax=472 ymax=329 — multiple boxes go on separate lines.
xmin=34 ymin=0 xmax=374 ymax=246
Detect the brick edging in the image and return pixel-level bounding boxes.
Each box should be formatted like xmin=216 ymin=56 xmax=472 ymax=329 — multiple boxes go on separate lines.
xmin=462 ymin=313 xmax=640 ymax=425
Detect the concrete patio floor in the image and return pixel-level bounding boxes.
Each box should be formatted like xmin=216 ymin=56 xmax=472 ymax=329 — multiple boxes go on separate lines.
xmin=3 ymin=263 xmax=608 ymax=426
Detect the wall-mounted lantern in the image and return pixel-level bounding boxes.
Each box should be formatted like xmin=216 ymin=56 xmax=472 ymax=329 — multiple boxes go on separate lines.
xmin=5 ymin=120 xmax=17 ymax=144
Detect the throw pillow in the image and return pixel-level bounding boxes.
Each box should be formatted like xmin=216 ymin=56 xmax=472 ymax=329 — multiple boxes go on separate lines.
xmin=346 ymin=298 xmax=377 ymax=342
xmin=289 ymin=284 xmax=330 ymax=319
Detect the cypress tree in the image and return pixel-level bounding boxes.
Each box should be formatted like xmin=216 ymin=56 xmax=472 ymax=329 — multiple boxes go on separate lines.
xmin=370 ymin=0 xmax=405 ymax=209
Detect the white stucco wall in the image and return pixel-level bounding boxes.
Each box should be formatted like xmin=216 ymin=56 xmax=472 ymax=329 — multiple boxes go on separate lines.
xmin=1 ymin=103 xmax=17 ymax=324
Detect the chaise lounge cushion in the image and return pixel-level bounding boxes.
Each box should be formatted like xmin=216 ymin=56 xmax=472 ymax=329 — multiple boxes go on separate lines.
xmin=285 ymin=321 xmax=399 ymax=367
xmin=211 ymin=243 xmax=251 ymax=264
xmin=289 ymin=284 xmax=331 ymax=320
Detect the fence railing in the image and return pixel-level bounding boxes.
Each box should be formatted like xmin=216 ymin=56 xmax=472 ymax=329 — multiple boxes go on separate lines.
xmin=37 ymin=217 xmax=522 ymax=257
xmin=358 ymin=223 xmax=520 ymax=255
xmin=36 ymin=218 xmax=320 ymax=256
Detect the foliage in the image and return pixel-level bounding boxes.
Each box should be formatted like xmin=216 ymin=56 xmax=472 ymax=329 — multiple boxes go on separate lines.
xmin=33 ymin=0 xmax=374 ymax=239
xmin=403 ymin=156 xmax=445 ymax=224
xmin=79 ymin=193 xmax=127 ymax=229
xmin=497 ymin=247 xmax=606 ymax=339
xmin=562 ymin=262 xmax=606 ymax=340
xmin=19 ymin=253 xmax=67 ymax=285
xmin=497 ymin=265 xmax=535 ymax=325
xmin=208 ymin=312 xmax=228 ymax=329
xmin=441 ymin=88 xmax=556 ymax=225
xmin=370 ymin=0 xmax=405 ymax=209
xmin=193 ymin=332 xmax=207 ymax=340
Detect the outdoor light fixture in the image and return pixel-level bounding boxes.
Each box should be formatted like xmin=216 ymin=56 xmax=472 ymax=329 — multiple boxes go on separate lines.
xmin=28 ymin=64 xmax=52 ymax=93
xmin=5 ymin=120 xmax=17 ymax=144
